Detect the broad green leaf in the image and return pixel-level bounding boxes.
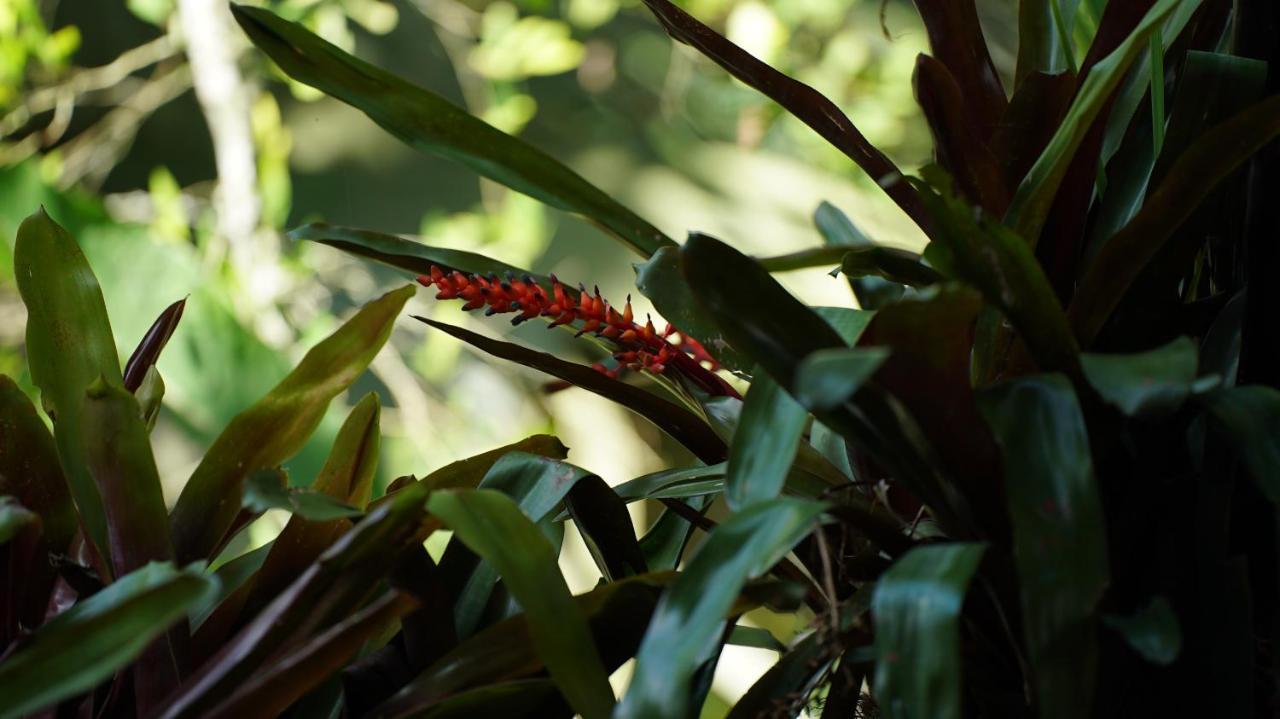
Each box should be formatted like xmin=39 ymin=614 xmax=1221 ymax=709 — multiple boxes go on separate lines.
xmin=82 ymin=378 xmax=173 ymax=577
xmin=565 ymin=475 xmax=648 ymax=581
xmin=192 ymin=542 xmax=272 ymax=628
xmin=840 ymin=247 xmax=943 ymax=288
xmin=444 ymin=452 xmax=595 ymax=637
xmin=681 ymin=233 xmax=975 ymax=536
xmin=427 ymin=489 xmax=615 ymax=719
xmin=232 ymin=6 xmax=672 ymax=257
xmin=913 ymin=171 xmax=1081 ymax=377
xmin=157 ymin=482 xmax=431 ymax=718
xmin=639 ymin=496 xmax=711 ymax=570
xmin=872 ymin=543 xmax=986 ymax=719
xmin=635 ymin=245 xmax=748 ymax=372
xmin=812 ymin=306 xmax=876 ymax=346
xmin=793 ymin=348 xmax=889 ymax=412
xmin=725 ymin=373 xmax=807 ymax=511
xmin=977 ymin=375 xmax=1108 ymax=719
xmin=618 ymin=497 xmax=827 ymax=719
xmin=1016 ymin=0 xmax=1082 ymax=86
xmin=1006 ymin=0 xmax=1202 ymax=246
xmin=0 ymin=497 xmax=36 ymax=545
xmin=289 ymin=223 xmax=540 ymax=281
xmin=812 ymin=203 xmax=905 ymax=310
xmin=0 ymin=562 xmax=215 ymax=719
xmin=169 ymin=284 xmax=414 ymax=564
xmin=240 ymin=393 xmax=382 ymax=622
xmin=1103 ymin=596 xmax=1182 ymax=666
xmin=1069 ymin=95 xmax=1280 ymax=346
xmin=13 ymin=207 xmax=121 ymax=565
xmin=417 ymin=317 xmax=726 ymax=463
xmin=0 ymin=375 xmax=75 ymax=632
xmin=1199 ymin=386 xmax=1280 ymax=501
xmin=199 ymin=591 xmax=418 ymax=719
xmin=1081 ymin=336 xmax=1211 ymax=417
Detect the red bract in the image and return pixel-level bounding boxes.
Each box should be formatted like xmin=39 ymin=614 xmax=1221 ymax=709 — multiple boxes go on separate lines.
xmin=418 ymin=266 xmax=738 ymax=397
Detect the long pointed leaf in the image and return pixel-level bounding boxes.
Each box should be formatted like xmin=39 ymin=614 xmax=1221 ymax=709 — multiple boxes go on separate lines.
xmin=977 ymin=375 xmax=1108 ymax=719
xmin=123 ymin=298 xmax=185 ymax=393
xmin=170 ymin=284 xmax=414 ymax=564
xmin=13 ymin=208 xmax=121 ymax=567
xmin=724 ymin=373 xmax=807 ymax=511
xmin=910 ymin=0 xmax=1007 ymax=138
xmin=618 ymin=498 xmax=826 ymax=719
xmin=427 ymin=489 xmax=615 ymax=719
xmin=232 ymin=6 xmax=672 ymax=257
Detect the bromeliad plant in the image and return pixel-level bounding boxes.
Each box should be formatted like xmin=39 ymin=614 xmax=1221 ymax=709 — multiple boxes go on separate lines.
xmin=228 ymin=0 xmax=1280 ymax=715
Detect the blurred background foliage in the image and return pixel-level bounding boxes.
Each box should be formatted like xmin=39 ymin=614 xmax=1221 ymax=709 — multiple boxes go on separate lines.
xmin=0 ymin=0 xmax=1013 ymax=709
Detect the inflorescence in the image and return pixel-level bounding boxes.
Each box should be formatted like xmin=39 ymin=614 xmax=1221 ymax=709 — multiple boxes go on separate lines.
xmin=417 ymin=266 xmax=736 ymax=396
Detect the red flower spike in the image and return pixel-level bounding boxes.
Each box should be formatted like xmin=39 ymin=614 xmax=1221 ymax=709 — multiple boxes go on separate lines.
xmin=420 ymin=265 xmax=739 ymax=398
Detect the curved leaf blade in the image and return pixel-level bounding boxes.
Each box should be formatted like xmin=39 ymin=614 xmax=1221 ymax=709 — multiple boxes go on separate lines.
xmin=123 ymin=298 xmax=186 ymax=393
xmin=793 ymin=348 xmax=889 ymax=413
xmin=1080 ymin=336 xmax=1205 ymax=417
xmin=13 ymin=208 xmax=121 ymax=566
xmin=618 ymin=497 xmax=827 ymax=719
xmin=872 ymin=542 xmax=986 ymax=719
xmin=427 ymin=489 xmax=615 ymax=719
xmin=635 ymin=246 xmax=748 ymax=372
xmin=170 ymin=284 xmax=414 ymax=564
xmin=289 ymin=223 xmax=540 ymax=281
xmin=977 ymin=375 xmax=1108 ymax=719
xmin=725 ymin=373 xmax=807 ymax=511
xmin=0 ymin=562 xmax=215 ymax=719
xmin=232 ymin=6 xmax=672 ymax=257
xmin=1199 ymin=386 xmax=1280 ymax=501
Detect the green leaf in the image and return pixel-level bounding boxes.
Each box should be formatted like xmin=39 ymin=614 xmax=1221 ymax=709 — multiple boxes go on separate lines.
xmin=1199 ymin=386 xmax=1280 ymax=501
xmin=82 ymin=378 xmax=173 ymax=577
xmin=416 ymin=317 xmax=726 ymax=463
xmin=565 ymin=475 xmax=648 ymax=581
xmin=812 ymin=306 xmax=876 ymax=346
xmin=242 ymin=469 xmax=363 ymax=521
xmin=1103 ymin=596 xmax=1182 ymax=666
xmin=427 ymin=489 xmax=615 ymax=719
xmin=812 ymin=203 xmax=906 ymax=310
xmin=638 ymin=496 xmax=711 ymax=570
xmin=169 ymin=284 xmax=414 ymax=564
xmin=1016 ymin=0 xmax=1082 ymax=85
xmin=0 ymin=562 xmax=216 ymax=719
xmin=839 ymin=247 xmax=944 ymax=288
xmin=289 ymin=223 xmax=539 ymax=281
xmin=618 ymin=497 xmax=826 ymax=719
xmin=614 ymin=464 xmax=726 ymax=503
xmin=725 ymin=373 xmax=807 ymax=511
xmin=913 ymin=171 xmax=1081 ymax=377
xmin=0 ymin=497 xmax=36 ymax=545
xmin=1069 ymin=94 xmax=1280 ymax=346
xmin=793 ymin=348 xmax=889 ymax=413
xmin=977 ymin=375 xmax=1108 ymax=719
xmin=232 ymin=6 xmax=672 ymax=257
xmin=1006 ymin=0 xmax=1201 ymax=246
xmin=635 ymin=245 xmax=748 ymax=372
xmin=872 ymin=543 xmax=986 ymax=719
xmin=14 ymin=207 xmax=122 ymax=566
xmin=726 ymin=625 xmax=786 ymax=652
xmin=1081 ymin=336 xmax=1210 ymax=417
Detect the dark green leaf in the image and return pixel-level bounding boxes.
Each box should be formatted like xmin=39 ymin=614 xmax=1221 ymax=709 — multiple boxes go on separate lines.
xmin=0 ymin=497 xmax=36 ymax=545
xmin=191 ymin=542 xmax=272 ymax=629
xmin=977 ymin=375 xmax=1108 ymax=719
xmin=635 ymin=245 xmax=747 ymax=372
xmin=170 ymin=284 xmax=414 ymax=564
xmin=614 ymin=464 xmax=726 ymax=503
xmin=1081 ymin=336 xmax=1212 ymax=416
xmin=618 ymin=497 xmax=826 ymax=719
xmin=1103 ymin=596 xmax=1182 ymax=665
xmin=428 ymin=489 xmax=615 ymax=719
xmin=638 ymin=496 xmax=711 ymax=570
xmin=14 ymin=207 xmax=121 ymax=565
xmin=1006 ymin=0 xmax=1194 ymax=245
xmin=871 ymin=543 xmax=986 ymax=719
xmin=289 ymin=223 xmax=540 ymax=281
xmin=913 ymin=171 xmax=1081 ymax=377
xmin=1199 ymin=386 xmax=1280 ymax=501
xmin=1069 ymin=94 xmax=1280 ymax=346
xmin=756 ymin=246 xmax=851 ymax=273
xmin=726 ymin=625 xmax=786 ymax=652
xmin=242 ymin=468 xmax=363 ymax=520
xmin=725 ymin=373 xmax=807 ymax=511
xmin=232 ymin=6 xmax=672 ymax=257
xmin=1016 ymin=0 xmax=1082 ymax=86
xmin=793 ymin=348 xmax=889 ymax=413
xmin=839 ymin=246 xmax=944 ymax=288
xmin=812 ymin=202 xmax=906 ymax=310
xmin=416 ymin=317 xmax=726 ymax=463
xmin=636 ymin=0 xmax=927 ymax=233
xmin=0 ymin=562 xmax=215 ymax=719
xmin=123 ymin=297 xmax=185 ymax=393
xmin=812 ymin=306 xmax=876 ymax=346
xmin=565 ymin=475 xmax=648 ymax=581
